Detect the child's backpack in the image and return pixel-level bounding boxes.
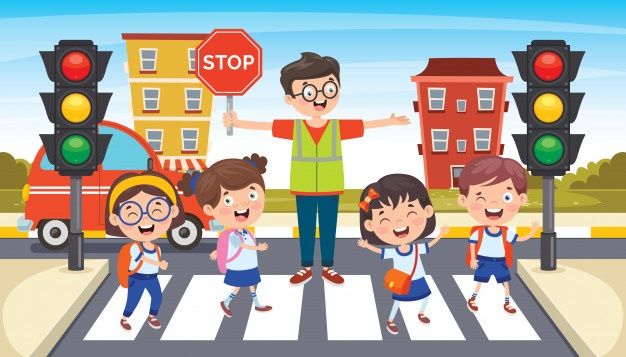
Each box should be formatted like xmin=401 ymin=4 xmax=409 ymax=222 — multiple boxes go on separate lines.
xmin=216 ymin=229 xmax=256 ymax=274
xmin=117 ymin=242 xmax=161 ymax=288
xmin=465 ymin=226 xmax=513 ymax=268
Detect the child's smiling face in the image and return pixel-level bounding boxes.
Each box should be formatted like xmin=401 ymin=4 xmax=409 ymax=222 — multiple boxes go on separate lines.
xmin=284 ymin=74 xmax=340 ymax=117
xmin=458 ymin=177 xmax=528 ymax=226
xmin=364 ymin=195 xmax=434 ymax=246
xmin=203 ymin=184 xmax=265 ymax=229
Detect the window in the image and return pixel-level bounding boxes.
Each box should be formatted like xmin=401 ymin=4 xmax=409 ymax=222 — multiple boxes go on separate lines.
xmin=477 ymin=88 xmax=495 ymax=111
xmin=139 ymin=49 xmax=157 ymax=72
xmin=146 ymin=129 xmax=163 ymax=152
xmin=457 ymin=139 xmax=467 ymax=153
xmin=181 ymin=128 xmax=199 ymax=152
xmin=457 ymin=99 xmax=467 ymax=113
xmin=431 ymin=129 xmax=449 ymax=152
xmin=428 ymin=88 xmax=446 ymax=111
xmin=142 ymin=88 xmax=160 ymax=111
xmin=100 ymin=126 xmax=150 ymax=170
xmin=187 ymin=48 xmax=196 ymax=72
xmin=452 ymin=167 xmax=464 ymax=179
xmin=185 ymin=88 xmax=202 ymax=112
xmin=474 ymin=128 xmax=492 ymax=151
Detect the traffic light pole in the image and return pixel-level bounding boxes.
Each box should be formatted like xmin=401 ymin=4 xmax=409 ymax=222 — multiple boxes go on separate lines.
xmin=541 ymin=176 xmax=557 ymax=271
xmin=68 ymin=176 xmax=84 ymax=271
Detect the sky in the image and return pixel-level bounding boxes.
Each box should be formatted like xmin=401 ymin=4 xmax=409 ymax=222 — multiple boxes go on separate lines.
xmin=1 ymin=2 xmax=625 ymax=188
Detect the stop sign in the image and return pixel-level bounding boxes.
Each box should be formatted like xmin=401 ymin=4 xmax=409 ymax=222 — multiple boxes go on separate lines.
xmin=195 ymin=29 xmax=262 ymax=96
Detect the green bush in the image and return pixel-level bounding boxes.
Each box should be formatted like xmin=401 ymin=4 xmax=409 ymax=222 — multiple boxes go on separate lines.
xmin=568 ymin=152 xmax=626 ymax=189
xmin=0 ymin=152 xmax=29 ymax=189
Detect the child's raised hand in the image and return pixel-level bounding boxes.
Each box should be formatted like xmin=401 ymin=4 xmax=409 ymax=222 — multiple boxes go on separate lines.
xmin=257 ymin=242 xmax=269 ymax=251
xmin=531 ymin=220 xmax=541 ymax=233
xmin=159 ymin=260 xmax=169 ymax=271
xmin=439 ymin=225 xmax=450 ymax=237
xmin=209 ymin=250 xmax=217 ymax=261
xmin=357 ymin=238 xmax=369 ymax=249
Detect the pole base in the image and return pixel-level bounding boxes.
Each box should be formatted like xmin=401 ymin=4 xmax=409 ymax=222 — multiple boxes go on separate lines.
xmin=540 ymin=232 xmax=557 ymax=271
xmin=68 ymin=232 xmax=85 ymax=271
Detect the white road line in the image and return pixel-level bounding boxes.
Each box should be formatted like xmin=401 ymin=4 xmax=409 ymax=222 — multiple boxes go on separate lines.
xmin=554 ymin=226 xmax=591 ymax=238
xmin=324 ymin=275 xmax=382 ymax=340
xmin=398 ymin=276 xmax=465 ymax=340
xmin=161 ymin=275 xmax=232 ymax=341
xmin=336 ymin=227 xmax=361 ymax=238
xmin=453 ymin=275 xmax=540 ymax=341
xmin=243 ymin=275 xmax=304 ymax=340
xmin=254 ymin=227 xmax=293 ymax=238
xmin=84 ymin=275 xmax=171 ymax=341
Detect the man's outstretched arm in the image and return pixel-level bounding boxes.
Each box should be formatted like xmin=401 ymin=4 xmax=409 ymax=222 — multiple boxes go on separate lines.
xmin=223 ymin=111 xmax=272 ymax=131
xmin=363 ymin=113 xmax=410 ymax=129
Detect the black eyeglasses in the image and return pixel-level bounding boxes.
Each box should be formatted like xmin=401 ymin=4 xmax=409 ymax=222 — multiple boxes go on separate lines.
xmin=293 ymin=81 xmax=339 ymax=102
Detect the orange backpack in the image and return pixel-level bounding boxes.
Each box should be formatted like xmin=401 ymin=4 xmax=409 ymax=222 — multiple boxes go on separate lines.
xmin=465 ymin=226 xmax=513 ymax=268
xmin=117 ymin=242 xmax=161 ymax=288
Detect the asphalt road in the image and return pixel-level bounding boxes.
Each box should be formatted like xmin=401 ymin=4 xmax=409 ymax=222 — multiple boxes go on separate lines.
xmin=2 ymin=237 xmax=626 ymax=357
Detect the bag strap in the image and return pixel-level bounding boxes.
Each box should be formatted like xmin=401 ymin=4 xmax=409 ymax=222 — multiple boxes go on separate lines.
xmin=225 ymin=230 xmax=246 ymax=263
xmin=409 ymin=244 xmax=419 ymax=278
xmin=128 ymin=242 xmax=144 ymax=275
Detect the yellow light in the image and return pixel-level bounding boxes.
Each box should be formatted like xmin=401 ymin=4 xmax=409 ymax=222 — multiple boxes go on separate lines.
xmin=533 ymin=93 xmax=563 ymax=123
xmin=61 ymin=93 xmax=91 ymax=123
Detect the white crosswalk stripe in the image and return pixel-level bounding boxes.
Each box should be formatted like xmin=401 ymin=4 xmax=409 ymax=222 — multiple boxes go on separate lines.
xmin=398 ymin=276 xmax=465 ymax=340
xmin=243 ymin=275 xmax=304 ymax=340
xmin=84 ymin=275 xmax=171 ymax=341
xmin=324 ymin=275 xmax=383 ymax=340
xmin=161 ymin=275 xmax=232 ymax=341
xmin=453 ymin=275 xmax=540 ymax=340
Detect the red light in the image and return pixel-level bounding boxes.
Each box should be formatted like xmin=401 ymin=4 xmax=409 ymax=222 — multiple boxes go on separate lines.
xmin=533 ymin=51 xmax=564 ymax=82
xmin=61 ymin=51 xmax=91 ymax=82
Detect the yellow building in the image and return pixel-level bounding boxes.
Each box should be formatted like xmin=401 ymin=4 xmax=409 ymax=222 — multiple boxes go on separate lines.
xmin=122 ymin=33 xmax=214 ymax=171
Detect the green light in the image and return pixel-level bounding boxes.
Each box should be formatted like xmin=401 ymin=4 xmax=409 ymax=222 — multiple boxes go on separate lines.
xmin=61 ymin=134 xmax=92 ymax=166
xmin=533 ymin=134 xmax=564 ymax=166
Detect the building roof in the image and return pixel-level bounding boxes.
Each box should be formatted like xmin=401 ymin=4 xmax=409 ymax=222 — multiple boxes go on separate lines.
xmin=122 ymin=33 xmax=208 ymax=40
xmin=414 ymin=58 xmax=507 ymax=77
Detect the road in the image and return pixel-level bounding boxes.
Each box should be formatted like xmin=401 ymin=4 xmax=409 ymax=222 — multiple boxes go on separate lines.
xmin=2 ymin=238 xmax=626 ymax=357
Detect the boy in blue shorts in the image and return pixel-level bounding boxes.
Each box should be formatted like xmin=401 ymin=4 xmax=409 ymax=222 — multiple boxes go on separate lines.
xmin=457 ymin=156 xmax=539 ymax=314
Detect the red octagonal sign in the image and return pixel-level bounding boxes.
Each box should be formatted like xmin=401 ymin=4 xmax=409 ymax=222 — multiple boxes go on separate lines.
xmin=195 ymin=29 xmax=262 ymax=96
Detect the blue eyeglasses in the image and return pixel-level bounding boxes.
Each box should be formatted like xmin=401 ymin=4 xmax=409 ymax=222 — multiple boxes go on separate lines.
xmin=117 ymin=197 xmax=172 ymax=226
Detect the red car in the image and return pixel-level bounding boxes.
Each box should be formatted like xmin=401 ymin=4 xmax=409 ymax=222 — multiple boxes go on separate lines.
xmin=19 ymin=121 xmax=213 ymax=250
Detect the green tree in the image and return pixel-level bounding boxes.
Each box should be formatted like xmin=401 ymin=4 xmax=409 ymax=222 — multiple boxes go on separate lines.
xmin=0 ymin=152 xmax=28 ymax=189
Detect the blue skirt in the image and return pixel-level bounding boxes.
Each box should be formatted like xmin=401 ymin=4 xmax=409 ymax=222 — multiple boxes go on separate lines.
xmin=224 ymin=267 xmax=262 ymax=287
xmin=392 ymin=277 xmax=432 ymax=301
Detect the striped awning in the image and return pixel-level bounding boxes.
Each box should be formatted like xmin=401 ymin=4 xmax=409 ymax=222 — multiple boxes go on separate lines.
xmin=159 ymin=156 xmax=207 ymax=172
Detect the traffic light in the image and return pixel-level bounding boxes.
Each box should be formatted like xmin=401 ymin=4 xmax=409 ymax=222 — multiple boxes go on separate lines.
xmin=39 ymin=40 xmax=112 ymax=176
xmin=512 ymin=40 xmax=585 ymax=176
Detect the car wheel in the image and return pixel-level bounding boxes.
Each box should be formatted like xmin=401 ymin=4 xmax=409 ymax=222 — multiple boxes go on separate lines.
xmin=38 ymin=219 xmax=70 ymax=250
xmin=167 ymin=214 xmax=203 ymax=250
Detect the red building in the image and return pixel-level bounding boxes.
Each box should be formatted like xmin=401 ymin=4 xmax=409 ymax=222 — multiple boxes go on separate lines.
xmin=411 ymin=58 xmax=513 ymax=189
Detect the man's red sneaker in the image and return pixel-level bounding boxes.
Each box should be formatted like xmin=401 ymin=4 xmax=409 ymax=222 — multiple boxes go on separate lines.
xmin=322 ymin=268 xmax=344 ymax=285
xmin=289 ymin=268 xmax=313 ymax=285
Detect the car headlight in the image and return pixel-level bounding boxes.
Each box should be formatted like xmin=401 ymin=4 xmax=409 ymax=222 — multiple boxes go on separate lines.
xmin=22 ymin=184 xmax=30 ymax=202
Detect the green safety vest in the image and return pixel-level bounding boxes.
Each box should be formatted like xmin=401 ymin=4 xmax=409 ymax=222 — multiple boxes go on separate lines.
xmin=290 ymin=119 xmax=344 ymax=193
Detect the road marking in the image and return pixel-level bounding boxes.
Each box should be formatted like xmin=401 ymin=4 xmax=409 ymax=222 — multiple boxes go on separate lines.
xmin=324 ymin=275 xmax=382 ymax=340
xmin=398 ymin=276 xmax=465 ymax=340
xmin=254 ymin=227 xmax=293 ymax=238
xmin=84 ymin=275 xmax=171 ymax=341
xmin=243 ymin=275 xmax=304 ymax=340
xmin=453 ymin=275 xmax=540 ymax=341
xmin=161 ymin=275 xmax=232 ymax=341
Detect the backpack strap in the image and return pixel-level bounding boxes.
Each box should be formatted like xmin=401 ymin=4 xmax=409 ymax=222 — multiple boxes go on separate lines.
xmin=409 ymin=244 xmax=419 ymax=278
xmin=225 ymin=230 xmax=247 ymax=264
xmin=155 ymin=243 xmax=161 ymax=261
xmin=128 ymin=242 xmax=144 ymax=276
xmin=474 ymin=226 xmax=485 ymax=256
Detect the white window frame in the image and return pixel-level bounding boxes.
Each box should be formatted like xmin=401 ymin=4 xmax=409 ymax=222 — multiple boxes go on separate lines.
xmin=428 ymin=87 xmax=446 ymax=111
xmin=477 ymin=88 xmax=495 ymax=111
xmin=474 ymin=128 xmax=492 ymax=151
xmin=139 ymin=48 xmax=158 ymax=72
xmin=145 ymin=129 xmax=163 ymax=152
xmin=457 ymin=99 xmax=467 ymax=113
xmin=457 ymin=139 xmax=467 ymax=153
xmin=184 ymin=88 xmax=203 ymax=111
xmin=142 ymin=88 xmax=160 ymax=111
xmin=431 ymin=129 xmax=449 ymax=152
xmin=187 ymin=48 xmax=196 ymax=72
xmin=181 ymin=128 xmax=199 ymax=152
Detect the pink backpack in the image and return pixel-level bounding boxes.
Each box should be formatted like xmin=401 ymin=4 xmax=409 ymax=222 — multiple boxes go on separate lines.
xmin=216 ymin=229 xmax=256 ymax=274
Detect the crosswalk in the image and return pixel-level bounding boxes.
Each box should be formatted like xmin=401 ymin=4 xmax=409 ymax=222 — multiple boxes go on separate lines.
xmin=84 ymin=274 xmax=541 ymax=342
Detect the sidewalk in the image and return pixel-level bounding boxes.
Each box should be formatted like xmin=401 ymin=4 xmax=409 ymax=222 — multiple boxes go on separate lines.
xmin=518 ymin=259 xmax=626 ymax=357
xmin=0 ymin=259 xmax=108 ymax=357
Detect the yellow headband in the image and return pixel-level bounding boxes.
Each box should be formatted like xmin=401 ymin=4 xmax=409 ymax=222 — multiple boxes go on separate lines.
xmin=108 ymin=175 xmax=177 ymax=214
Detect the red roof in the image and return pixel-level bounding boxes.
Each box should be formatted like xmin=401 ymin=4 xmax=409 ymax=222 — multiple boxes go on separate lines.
xmin=122 ymin=33 xmax=208 ymax=40
xmin=414 ymin=58 xmax=507 ymax=77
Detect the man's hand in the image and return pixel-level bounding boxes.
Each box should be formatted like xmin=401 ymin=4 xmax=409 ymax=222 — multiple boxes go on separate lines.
xmin=222 ymin=111 xmax=238 ymax=128
xmin=357 ymin=238 xmax=370 ymax=249
xmin=159 ymin=260 xmax=169 ymax=271
xmin=387 ymin=113 xmax=410 ymax=126
xmin=470 ymin=258 xmax=478 ymax=270
xmin=257 ymin=242 xmax=269 ymax=251
xmin=209 ymin=250 xmax=217 ymax=261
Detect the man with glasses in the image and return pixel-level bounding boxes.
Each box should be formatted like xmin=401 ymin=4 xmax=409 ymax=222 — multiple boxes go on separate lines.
xmin=222 ymin=52 xmax=409 ymax=286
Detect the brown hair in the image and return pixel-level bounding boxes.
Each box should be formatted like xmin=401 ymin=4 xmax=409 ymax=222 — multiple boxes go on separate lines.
xmin=105 ymin=171 xmax=185 ymax=237
xmin=280 ymin=52 xmax=340 ymax=96
xmin=178 ymin=153 xmax=268 ymax=208
xmin=458 ymin=156 xmax=528 ymax=196
xmin=359 ymin=174 xmax=436 ymax=245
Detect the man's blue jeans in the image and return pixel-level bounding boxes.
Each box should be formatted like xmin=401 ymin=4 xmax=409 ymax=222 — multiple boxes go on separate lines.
xmin=295 ymin=195 xmax=339 ymax=267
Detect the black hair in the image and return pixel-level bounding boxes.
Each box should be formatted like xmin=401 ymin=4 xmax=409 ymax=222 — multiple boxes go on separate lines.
xmin=359 ymin=174 xmax=436 ymax=245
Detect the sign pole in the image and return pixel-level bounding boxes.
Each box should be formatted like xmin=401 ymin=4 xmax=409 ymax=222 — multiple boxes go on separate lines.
xmin=68 ymin=176 xmax=84 ymax=271
xmin=540 ymin=175 xmax=557 ymax=271
xmin=226 ymin=95 xmax=234 ymax=136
